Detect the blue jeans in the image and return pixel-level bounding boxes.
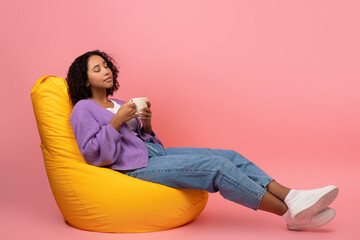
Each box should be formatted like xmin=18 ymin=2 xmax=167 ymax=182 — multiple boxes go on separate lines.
xmin=121 ymin=141 xmax=274 ymax=210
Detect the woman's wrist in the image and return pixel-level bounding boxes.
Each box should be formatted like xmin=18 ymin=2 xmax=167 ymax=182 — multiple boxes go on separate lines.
xmin=109 ymin=116 xmax=125 ymax=131
xmin=142 ymin=125 xmax=153 ymax=135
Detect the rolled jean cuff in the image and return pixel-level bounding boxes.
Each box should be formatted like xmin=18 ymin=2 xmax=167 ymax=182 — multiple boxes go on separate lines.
xmin=262 ymin=178 xmax=275 ymax=188
xmin=253 ymin=187 xmax=267 ymax=210
xmin=253 ymin=178 xmax=275 ymax=210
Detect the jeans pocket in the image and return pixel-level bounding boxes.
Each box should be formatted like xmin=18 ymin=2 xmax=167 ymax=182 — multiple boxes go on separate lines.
xmin=145 ymin=143 xmax=159 ymax=153
xmin=144 ymin=141 xmax=162 ymax=158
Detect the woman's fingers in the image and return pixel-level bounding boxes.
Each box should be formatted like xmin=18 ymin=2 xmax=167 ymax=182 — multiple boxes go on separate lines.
xmin=139 ymin=113 xmax=151 ymax=119
xmin=127 ymin=100 xmax=152 ymax=120
xmin=141 ymin=106 xmax=151 ymax=113
xmin=138 ymin=107 xmax=151 ymax=119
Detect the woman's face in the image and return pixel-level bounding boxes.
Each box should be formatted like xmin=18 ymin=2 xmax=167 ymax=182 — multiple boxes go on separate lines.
xmin=86 ymin=55 xmax=113 ymax=90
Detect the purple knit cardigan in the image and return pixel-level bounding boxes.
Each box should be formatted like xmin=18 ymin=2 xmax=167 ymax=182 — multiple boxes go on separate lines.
xmin=70 ymin=98 xmax=163 ymax=171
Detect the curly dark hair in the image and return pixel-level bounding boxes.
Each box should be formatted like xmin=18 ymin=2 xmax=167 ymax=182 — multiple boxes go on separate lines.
xmin=66 ymin=50 xmax=120 ymax=106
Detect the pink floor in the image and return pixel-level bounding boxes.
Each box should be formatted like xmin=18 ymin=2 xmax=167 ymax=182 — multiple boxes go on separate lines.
xmin=2 ymin=154 xmax=358 ymax=240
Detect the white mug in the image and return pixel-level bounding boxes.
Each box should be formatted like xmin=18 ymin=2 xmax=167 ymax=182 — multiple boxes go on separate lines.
xmin=130 ymin=97 xmax=148 ymax=114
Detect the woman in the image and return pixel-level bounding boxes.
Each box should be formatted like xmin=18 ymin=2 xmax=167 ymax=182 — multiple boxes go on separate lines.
xmin=66 ymin=50 xmax=339 ymax=231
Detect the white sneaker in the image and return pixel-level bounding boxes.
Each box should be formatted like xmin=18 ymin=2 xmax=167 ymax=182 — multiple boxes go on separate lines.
xmin=286 ymin=207 xmax=336 ymax=231
xmin=285 ymin=185 xmax=339 ymax=220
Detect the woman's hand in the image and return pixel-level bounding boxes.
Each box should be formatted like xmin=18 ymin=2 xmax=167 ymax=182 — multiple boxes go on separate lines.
xmin=110 ymin=101 xmax=137 ymax=131
xmin=138 ymin=101 xmax=153 ymax=135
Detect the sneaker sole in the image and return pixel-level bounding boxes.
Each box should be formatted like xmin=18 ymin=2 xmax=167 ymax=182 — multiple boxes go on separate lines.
xmin=294 ymin=186 xmax=339 ymax=221
xmin=288 ymin=208 xmax=336 ymax=231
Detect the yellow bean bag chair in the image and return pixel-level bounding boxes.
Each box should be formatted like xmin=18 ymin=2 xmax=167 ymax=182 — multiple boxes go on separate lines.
xmin=31 ymin=75 xmax=208 ymax=233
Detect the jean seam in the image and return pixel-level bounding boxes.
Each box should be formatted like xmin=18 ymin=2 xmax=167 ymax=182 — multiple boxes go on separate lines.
xmin=218 ymin=170 xmax=261 ymax=197
xmin=217 ymin=169 xmax=264 ymax=210
xmin=132 ymin=168 xmax=262 ymax=199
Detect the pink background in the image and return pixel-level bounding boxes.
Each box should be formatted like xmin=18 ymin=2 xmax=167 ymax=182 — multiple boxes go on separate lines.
xmin=1 ymin=0 xmax=359 ymax=239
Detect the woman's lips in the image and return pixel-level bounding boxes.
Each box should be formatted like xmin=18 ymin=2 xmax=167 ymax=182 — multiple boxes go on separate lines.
xmin=104 ymin=77 xmax=112 ymax=82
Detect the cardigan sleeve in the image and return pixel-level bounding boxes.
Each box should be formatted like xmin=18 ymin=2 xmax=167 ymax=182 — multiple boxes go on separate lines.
xmin=70 ymin=107 xmax=123 ymax=167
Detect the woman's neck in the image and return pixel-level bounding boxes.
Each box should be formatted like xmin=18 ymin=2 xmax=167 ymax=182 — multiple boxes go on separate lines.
xmin=91 ymin=96 xmax=114 ymax=109
xmin=91 ymin=96 xmax=109 ymax=103
xmin=90 ymin=89 xmax=108 ymax=103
